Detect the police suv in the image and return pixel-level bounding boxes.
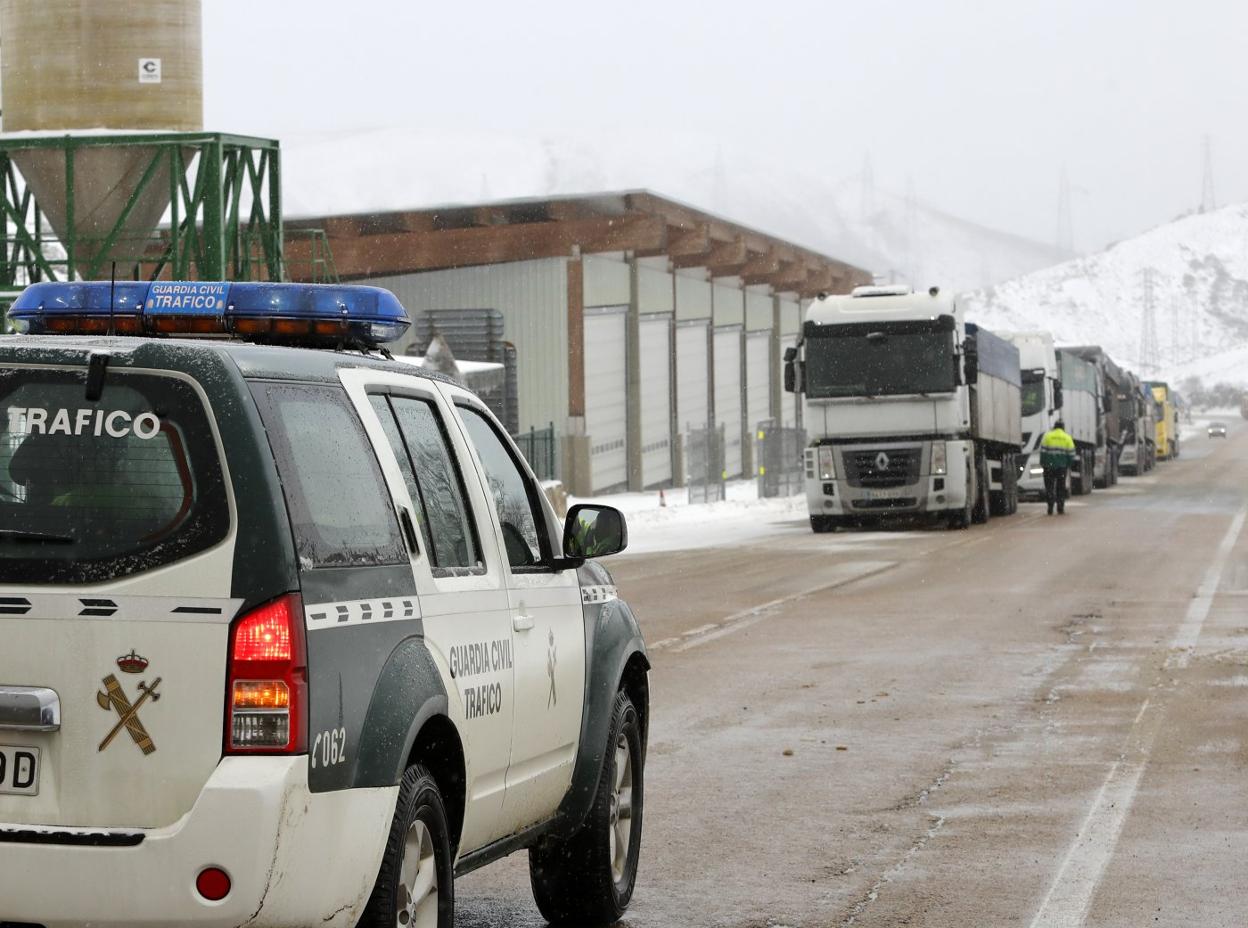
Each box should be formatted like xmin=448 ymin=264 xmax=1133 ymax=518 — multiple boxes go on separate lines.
xmin=0 ymin=281 xmax=649 ymax=928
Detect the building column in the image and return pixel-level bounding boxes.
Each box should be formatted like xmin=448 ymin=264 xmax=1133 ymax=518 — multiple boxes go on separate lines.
xmin=770 ymin=293 xmax=783 ymax=423
xmin=626 ymin=254 xmax=643 ymax=491
xmin=563 ymin=254 xmax=592 ymax=497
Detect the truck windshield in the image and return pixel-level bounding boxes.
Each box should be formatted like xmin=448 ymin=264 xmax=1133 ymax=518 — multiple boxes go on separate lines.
xmin=804 ymin=328 xmax=955 ymax=398
xmin=1021 ymin=372 xmax=1045 ymax=417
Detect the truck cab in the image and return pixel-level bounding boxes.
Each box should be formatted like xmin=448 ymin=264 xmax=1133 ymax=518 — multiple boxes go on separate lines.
xmin=787 ymin=285 xmax=1021 ymax=531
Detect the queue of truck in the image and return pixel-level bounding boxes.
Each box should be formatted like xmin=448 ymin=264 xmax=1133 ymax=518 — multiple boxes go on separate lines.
xmin=785 ymin=284 xmax=1182 ymax=532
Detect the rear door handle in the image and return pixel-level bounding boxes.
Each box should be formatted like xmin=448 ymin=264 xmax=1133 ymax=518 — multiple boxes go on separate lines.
xmin=512 ymin=613 xmax=534 ymax=632
xmin=0 ymin=686 xmax=61 ymax=732
xmin=398 ymin=507 xmax=420 ymax=555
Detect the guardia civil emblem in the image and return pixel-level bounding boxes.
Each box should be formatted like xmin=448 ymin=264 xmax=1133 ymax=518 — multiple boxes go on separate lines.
xmin=96 ymin=651 xmax=161 ymax=756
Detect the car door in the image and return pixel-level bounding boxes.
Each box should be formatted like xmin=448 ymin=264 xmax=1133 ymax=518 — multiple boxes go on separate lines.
xmin=340 ymin=369 xmax=517 ymax=854
xmin=439 ymin=384 xmax=587 ymax=830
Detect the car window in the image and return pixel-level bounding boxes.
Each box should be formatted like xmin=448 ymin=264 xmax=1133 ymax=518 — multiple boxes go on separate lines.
xmin=252 ymin=382 xmax=406 ymax=569
xmin=0 ymin=368 xmax=229 ymax=584
xmin=370 ymin=393 xmax=482 ymax=575
xmin=457 ymin=405 xmax=544 ymax=569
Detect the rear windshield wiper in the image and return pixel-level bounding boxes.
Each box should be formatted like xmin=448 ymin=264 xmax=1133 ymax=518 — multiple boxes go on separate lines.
xmin=0 ymin=529 xmax=76 ymax=545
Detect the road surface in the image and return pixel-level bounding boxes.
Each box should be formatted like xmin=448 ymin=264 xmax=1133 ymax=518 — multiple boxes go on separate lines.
xmin=460 ymin=419 xmax=1247 ymax=927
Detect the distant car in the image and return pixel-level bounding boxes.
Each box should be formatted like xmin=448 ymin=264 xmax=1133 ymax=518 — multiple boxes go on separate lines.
xmin=1208 ymin=422 xmax=1228 ymax=438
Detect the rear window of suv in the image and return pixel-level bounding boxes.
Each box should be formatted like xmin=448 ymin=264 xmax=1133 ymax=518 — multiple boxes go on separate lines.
xmin=0 ymin=366 xmax=230 ymax=584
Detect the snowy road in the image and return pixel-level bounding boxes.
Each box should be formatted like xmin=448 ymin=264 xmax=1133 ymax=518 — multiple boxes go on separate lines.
xmin=459 ymin=418 xmax=1248 ymax=927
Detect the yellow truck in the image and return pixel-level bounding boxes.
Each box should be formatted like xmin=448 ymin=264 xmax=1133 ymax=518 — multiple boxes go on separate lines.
xmin=1148 ymin=381 xmax=1180 ymax=460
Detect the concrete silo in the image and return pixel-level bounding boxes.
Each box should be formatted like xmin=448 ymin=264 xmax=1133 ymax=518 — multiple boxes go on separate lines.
xmin=0 ymin=1 xmax=284 ymax=285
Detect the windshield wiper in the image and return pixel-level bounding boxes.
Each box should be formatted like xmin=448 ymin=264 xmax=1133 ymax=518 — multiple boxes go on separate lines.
xmin=0 ymin=529 xmax=75 ymax=545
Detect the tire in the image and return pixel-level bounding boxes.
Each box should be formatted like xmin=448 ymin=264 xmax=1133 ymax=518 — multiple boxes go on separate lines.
xmin=360 ymin=764 xmax=455 ymax=928
xmin=811 ymin=515 xmax=836 ymax=534
xmin=530 ymin=690 xmax=644 ymax=925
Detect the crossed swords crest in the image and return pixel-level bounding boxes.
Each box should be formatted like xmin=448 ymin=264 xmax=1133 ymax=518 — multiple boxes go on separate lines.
xmin=96 ymin=673 xmax=162 ymax=755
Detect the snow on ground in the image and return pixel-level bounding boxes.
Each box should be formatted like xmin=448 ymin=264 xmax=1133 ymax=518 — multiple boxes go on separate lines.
xmin=570 ymin=480 xmax=808 ymax=555
xmin=571 ymin=479 xmax=928 ymax=555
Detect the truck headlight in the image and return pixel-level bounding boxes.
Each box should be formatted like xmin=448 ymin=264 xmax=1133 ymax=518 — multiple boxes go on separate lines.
xmin=931 ymin=442 xmax=946 ymax=475
xmin=818 ymin=446 xmax=835 ymax=481
xmin=1029 ymin=467 xmax=1044 ymax=476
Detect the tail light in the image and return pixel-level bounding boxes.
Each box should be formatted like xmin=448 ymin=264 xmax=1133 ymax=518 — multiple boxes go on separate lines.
xmin=226 ymin=593 xmax=307 ymax=754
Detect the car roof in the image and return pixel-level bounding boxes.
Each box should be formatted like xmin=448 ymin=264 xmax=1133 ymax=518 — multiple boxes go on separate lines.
xmin=0 ymin=334 xmax=460 ymax=387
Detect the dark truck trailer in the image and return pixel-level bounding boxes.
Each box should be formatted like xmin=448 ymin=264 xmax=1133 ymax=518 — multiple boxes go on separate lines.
xmin=1064 ymin=345 xmax=1128 ymax=487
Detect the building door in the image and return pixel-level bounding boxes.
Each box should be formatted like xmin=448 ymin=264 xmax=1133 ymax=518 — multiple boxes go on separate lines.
xmin=745 ymin=331 xmax=771 ymax=467
xmin=639 ymin=314 xmax=673 ymax=487
xmin=584 ymin=308 xmax=627 ymax=492
xmin=714 ymin=326 xmax=743 ymax=478
xmin=676 ymin=320 xmax=710 ymax=455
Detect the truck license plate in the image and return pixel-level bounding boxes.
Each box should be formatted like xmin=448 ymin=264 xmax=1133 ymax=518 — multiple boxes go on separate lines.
xmin=0 ymin=744 xmax=40 ymax=796
xmin=867 ymin=489 xmax=902 ymax=501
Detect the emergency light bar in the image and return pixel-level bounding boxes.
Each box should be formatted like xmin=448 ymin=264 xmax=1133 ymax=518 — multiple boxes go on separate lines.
xmin=7 ymin=280 xmax=410 ymax=347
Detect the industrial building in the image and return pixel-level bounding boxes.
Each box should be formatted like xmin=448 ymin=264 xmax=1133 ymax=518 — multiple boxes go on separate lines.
xmin=286 ymin=192 xmax=870 ymax=496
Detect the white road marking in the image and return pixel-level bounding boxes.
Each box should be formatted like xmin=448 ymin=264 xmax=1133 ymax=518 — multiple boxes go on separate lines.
xmin=1168 ymin=505 xmax=1247 ymax=668
xmin=1029 ymin=506 xmax=1248 ymax=927
xmin=661 ymin=561 xmax=897 ymax=653
xmin=1028 ymin=700 xmax=1154 ymax=928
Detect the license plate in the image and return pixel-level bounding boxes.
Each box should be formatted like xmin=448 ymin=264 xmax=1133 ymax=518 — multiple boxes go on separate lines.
xmin=867 ymin=489 xmax=901 ymax=501
xmin=0 ymin=744 xmax=40 ymax=796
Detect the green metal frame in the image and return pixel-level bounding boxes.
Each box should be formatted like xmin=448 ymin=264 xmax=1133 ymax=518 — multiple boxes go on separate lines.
xmin=0 ymin=132 xmax=291 ymax=285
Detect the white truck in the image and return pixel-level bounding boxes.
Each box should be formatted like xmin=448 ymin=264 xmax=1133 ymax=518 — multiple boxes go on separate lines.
xmin=1003 ymin=332 xmax=1102 ymax=498
xmin=786 ymin=285 xmax=1022 ymax=531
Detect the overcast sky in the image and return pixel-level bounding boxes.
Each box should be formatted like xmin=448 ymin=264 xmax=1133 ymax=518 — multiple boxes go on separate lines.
xmin=204 ymin=0 xmax=1248 ymax=253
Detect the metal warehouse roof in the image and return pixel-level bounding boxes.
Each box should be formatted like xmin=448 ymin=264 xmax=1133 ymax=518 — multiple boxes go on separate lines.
xmin=286 ymin=189 xmax=871 ymax=298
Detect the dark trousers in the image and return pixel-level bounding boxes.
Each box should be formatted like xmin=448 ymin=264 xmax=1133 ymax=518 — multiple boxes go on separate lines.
xmin=1043 ymin=467 xmax=1068 ymax=513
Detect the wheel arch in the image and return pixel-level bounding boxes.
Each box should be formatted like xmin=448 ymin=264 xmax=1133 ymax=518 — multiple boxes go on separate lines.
xmin=546 ymin=578 xmax=650 ymax=840
xmin=406 ymin=713 xmax=467 ymax=855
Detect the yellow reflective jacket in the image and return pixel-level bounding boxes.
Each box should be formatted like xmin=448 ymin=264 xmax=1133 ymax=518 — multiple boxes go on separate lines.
xmin=1039 ymin=427 xmax=1076 ymax=468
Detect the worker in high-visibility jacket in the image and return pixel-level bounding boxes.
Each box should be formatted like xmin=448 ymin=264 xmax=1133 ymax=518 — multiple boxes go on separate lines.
xmin=1039 ymin=420 xmax=1077 ymax=515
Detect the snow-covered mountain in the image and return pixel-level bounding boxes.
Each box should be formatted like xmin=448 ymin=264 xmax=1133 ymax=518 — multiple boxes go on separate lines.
xmin=280 ymin=127 xmax=1066 ymax=292
xmin=966 ymin=202 xmax=1248 ymax=387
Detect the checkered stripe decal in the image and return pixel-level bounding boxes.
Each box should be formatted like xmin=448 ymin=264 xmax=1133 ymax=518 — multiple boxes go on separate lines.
xmin=304 ymin=597 xmax=420 ymax=630
xmin=580 ymin=584 xmax=618 ymax=605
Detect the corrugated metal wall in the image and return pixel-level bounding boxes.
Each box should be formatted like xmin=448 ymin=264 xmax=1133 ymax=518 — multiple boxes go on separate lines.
xmin=373 ymin=259 xmax=569 ymax=435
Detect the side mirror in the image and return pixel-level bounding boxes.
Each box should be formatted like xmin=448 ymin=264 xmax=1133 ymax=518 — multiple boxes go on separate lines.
xmin=1052 ymin=380 xmax=1063 ymax=412
xmin=962 ymin=337 xmax=979 ymax=385
xmin=562 ymin=504 xmax=628 ymax=560
xmin=783 ymin=358 xmax=802 ymax=394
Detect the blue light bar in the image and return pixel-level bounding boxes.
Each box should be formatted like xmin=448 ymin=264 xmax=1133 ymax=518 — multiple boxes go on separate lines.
xmin=8 ymin=280 xmax=410 ymax=347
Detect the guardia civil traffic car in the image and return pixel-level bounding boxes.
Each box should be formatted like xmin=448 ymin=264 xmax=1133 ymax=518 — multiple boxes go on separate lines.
xmin=0 ymin=281 xmax=649 ymax=928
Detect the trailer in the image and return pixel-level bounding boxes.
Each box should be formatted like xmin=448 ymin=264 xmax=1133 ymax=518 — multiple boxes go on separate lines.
xmin=1065 ymin=345 xmax=1128 ymax=487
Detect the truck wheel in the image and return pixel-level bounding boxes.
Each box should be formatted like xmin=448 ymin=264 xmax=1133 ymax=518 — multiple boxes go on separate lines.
xmin=811 ymin=515 xmax=836 ymax=533
xmin=360 ymin=763 xmax=455 ymax=928
xmin=530 ymin=690 xmax=644 ymax=925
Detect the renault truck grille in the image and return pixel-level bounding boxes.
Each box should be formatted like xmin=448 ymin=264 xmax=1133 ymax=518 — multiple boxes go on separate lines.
xmin=843 ymin=448 xmax=921 ymax=488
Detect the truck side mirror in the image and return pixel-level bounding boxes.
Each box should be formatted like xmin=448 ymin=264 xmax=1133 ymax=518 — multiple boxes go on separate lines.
xmin=962 ymin=337 xmax=978 ymax=385
xmin=783 ymin=358 xmax=802 ymax=393
xmin=1052 ymin=380 xmax=1063 ymax=412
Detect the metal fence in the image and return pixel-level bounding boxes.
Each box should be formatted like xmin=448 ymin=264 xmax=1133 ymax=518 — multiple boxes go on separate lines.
xmin=755 ymin=420 xmax=806 ymax=498
xmin=514 ymin=423 xmax=559 ymax=482
xmin=685 ymin=424 xmax=726 ymax=504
